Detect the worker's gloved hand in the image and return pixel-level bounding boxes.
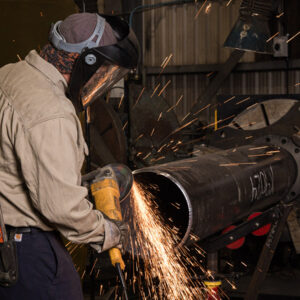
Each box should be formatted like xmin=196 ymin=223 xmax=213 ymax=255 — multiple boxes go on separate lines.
xmin=109 ymin=218 xmax=130 ymax=252
xmin=90 ymin=214 xmax=129 ymax=253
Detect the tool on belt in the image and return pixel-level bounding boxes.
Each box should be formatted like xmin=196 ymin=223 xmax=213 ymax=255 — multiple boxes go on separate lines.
xmin=0 ymin=203 xmax=18 ymax=287
xmin=82 ymin=163 xmax=133 ymax=300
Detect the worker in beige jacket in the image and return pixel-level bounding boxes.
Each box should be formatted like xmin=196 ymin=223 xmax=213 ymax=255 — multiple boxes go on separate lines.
xmin=0 ymin=13 xmax=139 ymax=299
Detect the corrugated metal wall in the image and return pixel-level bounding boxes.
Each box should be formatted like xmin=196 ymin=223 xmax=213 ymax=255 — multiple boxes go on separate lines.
xmin=142 ymin=0 xmax=300 ymax=121
xmin=142 ymin=0 xmax=255 ymax=66
xmin=146 ymin=70 xmax=300 ymax=120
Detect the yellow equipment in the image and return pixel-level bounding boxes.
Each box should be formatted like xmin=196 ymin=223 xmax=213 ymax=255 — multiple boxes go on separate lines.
xmin=83 ymin=164 xmax=132 ymax=300
xmin=91 ymin=166 xmax=125 ymax=270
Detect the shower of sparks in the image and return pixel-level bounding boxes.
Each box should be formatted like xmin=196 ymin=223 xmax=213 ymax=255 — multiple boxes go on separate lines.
xmin=266 ymin=150 xmax=280 ymax=155
xmin=248 ymin=153 xmax=273 ymax=158
xmin=249 ymin=146 xmax=269 ymax=151
xmin=224 ymin=278 xmax=237 ymax=290
xmin=201 ymin=114 xmax=235 ymax=130
xmin=276 ymin=12 xmax=284 ymax=18
xmin=266 ymin=32 xmax=279 ymax=43
xmin=65 ymin=241 xmax=72 ymax=248
xmin=235 ymin=96 xmax=251 ymax=105
xmin=188 ymin=149 xmax=201 ymax=155
xmin=143 ymin=152 xmax=151 ymax=160
xmin=157 ymin=144 xmax=167 ymax=153
xmin=195 ymin=0 xmax=208 ymax=19
xmin=122 ymin=121 xmax=128 ymax=131
xmin=219 ymin=162 xmax=257 ymax=167
xmin=225 ymin=261 xmax=234 ymax=267
xmin=161 ymin=55 xmax=169 ymax=67
xmin=151 ymin=83 xmax=161 ymax=98
xmin=69 ymin=244 xmax=80 ymax=255
xmin=167 ymin=95 xmax=183 ymax=112
xmin=150 ymin=156 xmax=166 ymax=163
xmin=181 ymin=112 xmax=191 ymax=122
xmin=118 ymin=94 xmax=125 ymax=109
xmin=205 ymin=3 xmax=212 ymax=14
xmin=150 ymin=127 xmax=156 ymax=136
xmin=133 ymin=87 xmax=145 ymax=108
xmin=99 ymin=284 xmax=104 ymax=295
xmin=226 ymin=0 xmax=233 ymax=6
xmin=193 ymin=104 xmax=211 ymax=116
xmin=158 ymin=80 xmax=171 ymax=96
xmin=81 ymin=270 xmax=86 ymax=280
xmin=287 ymin=31 xmax=300 ymax=43
xmin=81 ymin=65 xmax=119 ymax=106
xmin=223 ymin=96 xmax=235 ymax=104
xmin=157 ymin=112 xmax=163 ymax=122
xmin=170 ymin=118 xmax=198 ymax=136
xmin=135 ymin=134 xmax=144 ymax=143
xmin=89 ymin=258 xmax=98 ymax=276
xmin=131 ymin=182 xmax=205 ymax=299
xmin=160 ymin=53 xmax=173 ymax=71
xmin=241 ymin=261 xmax=248 ymax=267
xmin=206 ymin=71 xmax=215 ymax=78
xmin=246 ymin=103 xmax=258 ymax=111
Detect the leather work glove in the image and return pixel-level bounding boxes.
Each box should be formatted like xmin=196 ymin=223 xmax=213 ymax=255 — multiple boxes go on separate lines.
xmin=90 ymin=214 xmax=129 ymax=253
xmin=109 ymin=218 xmax=130 ymax=252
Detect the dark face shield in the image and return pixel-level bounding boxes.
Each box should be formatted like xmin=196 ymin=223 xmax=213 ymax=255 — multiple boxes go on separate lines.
xmin=65 ymin=14 xmax=140 ymax=111
xmin=81 ymin=62 xmax=129 ymax=109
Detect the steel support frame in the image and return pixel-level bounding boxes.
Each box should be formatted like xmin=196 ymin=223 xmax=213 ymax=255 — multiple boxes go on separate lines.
xmin=144 ymin=58 xmax=300 ymax=75
xmin=202 ymin=201 xmax=297 ymax=300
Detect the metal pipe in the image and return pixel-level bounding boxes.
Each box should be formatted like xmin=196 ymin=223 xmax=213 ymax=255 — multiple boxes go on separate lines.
xmin=133 ymin=144 xmax=297 ymax=246
xmin=129 ymin=0 xmax=195 ymax=27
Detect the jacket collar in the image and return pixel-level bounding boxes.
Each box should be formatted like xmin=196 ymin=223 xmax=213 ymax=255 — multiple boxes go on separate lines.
xmin=25 ymin=50 xmax=68 ymax=92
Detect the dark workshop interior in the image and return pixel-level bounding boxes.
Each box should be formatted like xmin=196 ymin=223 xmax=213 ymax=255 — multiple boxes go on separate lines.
xmin=0 ymin=0 xmax=300 ymax=299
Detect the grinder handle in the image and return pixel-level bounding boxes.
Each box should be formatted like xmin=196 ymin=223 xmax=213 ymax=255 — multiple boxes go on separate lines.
xmin=91 ymin=178 xmax=126 ymax=270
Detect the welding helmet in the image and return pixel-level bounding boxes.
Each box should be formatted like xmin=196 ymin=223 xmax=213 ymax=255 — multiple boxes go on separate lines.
xmin=49 ymin=14 xmax=140 ymax=111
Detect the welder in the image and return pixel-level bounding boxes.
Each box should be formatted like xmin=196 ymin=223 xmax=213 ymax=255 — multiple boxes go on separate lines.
xmin=0 ymin=13 xmax=139 ymax=299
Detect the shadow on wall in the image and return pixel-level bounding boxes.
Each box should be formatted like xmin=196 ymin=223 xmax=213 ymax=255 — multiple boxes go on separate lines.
xmin=0 ymin=0 xmax=77 ymax=67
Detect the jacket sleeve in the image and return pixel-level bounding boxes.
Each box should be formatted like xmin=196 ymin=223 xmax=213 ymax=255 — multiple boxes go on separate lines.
xmin=15 ymin=115 xmax=120 ymax=248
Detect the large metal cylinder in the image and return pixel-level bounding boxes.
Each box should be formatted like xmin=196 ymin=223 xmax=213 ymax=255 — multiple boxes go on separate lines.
xmin=133 ymin=144 xmax=297 ymax=246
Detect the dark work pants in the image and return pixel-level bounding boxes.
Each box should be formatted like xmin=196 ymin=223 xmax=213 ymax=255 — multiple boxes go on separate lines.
xmin=0 ymin=229 xmax=84 ymax=300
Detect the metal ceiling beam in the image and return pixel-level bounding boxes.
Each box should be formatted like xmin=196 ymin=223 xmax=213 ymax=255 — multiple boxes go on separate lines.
xmin=144 ymin=58 xmax=300 ymax=75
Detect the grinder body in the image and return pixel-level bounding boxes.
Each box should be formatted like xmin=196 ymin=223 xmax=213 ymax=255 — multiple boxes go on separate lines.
xmin=91 ymin=167 xmax=125 ymax=270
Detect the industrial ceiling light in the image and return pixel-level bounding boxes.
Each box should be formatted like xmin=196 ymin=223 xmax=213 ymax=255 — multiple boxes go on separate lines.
xmin=224 ymin=0 xmax=274 ymax=54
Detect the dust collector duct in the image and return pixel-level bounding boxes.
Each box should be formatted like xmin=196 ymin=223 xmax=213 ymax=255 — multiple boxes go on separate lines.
xmin=133 ymin=144 xmax=297 ymax=246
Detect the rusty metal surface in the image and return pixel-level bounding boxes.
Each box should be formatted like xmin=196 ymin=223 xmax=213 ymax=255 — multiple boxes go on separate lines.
xmin=89 ymin=98 xmax=127 ymax=167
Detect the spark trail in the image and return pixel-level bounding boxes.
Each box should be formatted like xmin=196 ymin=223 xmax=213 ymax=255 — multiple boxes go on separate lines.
xmin=131 ymin=182 xmax=204 ymax=299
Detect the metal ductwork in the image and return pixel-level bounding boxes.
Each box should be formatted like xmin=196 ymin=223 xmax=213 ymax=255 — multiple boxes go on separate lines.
xmin=133 ymin=137 xmax=298 ymax=246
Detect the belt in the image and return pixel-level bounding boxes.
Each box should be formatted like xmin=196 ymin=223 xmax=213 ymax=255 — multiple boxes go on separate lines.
xmin=5 ymin=226 xmax=43 ymax=234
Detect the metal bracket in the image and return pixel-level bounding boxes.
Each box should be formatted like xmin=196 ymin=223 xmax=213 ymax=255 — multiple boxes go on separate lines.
xmin=244 ymin=201 xmax=294 ymax=300
xmin=202 ymin=206 xmax=279 ymax=253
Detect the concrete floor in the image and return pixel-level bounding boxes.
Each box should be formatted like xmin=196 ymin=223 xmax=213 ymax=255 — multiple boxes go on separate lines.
xmin=228 ymin=269 xmax=300 ymax=299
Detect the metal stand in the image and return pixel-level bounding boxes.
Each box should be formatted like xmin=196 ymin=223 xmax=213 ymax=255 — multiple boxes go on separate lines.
xmin=201 ymin=200 xmax=297 ymax=300
xmin=244 ymin=202 xmax=293 ymax=300
xmin=204 ymin=252 xmax=222 ymax=300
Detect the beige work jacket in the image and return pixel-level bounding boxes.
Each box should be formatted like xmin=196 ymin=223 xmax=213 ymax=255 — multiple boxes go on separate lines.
xmin=0 ymin=50 xmax=119 ymax=251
